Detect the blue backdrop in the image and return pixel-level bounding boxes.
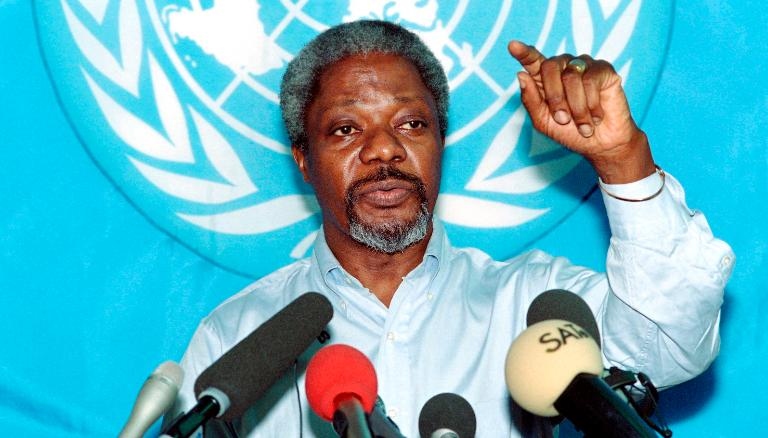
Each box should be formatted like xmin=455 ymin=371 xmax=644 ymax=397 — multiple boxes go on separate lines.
xmin=1 ymin=0 xmax=766 ymax=436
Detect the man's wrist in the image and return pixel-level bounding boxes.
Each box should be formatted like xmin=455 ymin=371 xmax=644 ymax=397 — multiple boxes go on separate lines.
xmin=589 ymin=130 xmax=656 ymax=184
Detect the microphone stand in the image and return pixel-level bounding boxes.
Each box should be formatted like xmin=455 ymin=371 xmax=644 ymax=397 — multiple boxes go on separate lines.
xmin=554 ymin=374 xmax=657 ymax=438
xmin=333 ymin=396 xmax=373 ymax=438
xmin=160 ymin=395 xmax=222 ymax=438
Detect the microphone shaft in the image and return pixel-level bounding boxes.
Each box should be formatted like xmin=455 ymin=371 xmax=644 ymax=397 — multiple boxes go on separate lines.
xmin=161 ymin=395 xmax=222 ymax=438
xmin=333 ymin=396 xmax=373 ymax=438
xmin=554 ymin=374 xmax=656 ymax=438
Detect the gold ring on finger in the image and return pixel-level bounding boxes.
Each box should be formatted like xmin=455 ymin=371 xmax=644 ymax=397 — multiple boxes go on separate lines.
xmin=565 ymin=58 xmax=588 ymax=74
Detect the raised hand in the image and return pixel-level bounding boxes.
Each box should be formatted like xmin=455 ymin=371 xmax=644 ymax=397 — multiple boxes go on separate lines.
xmin=508 ymin=41 xmax=655 ymax=183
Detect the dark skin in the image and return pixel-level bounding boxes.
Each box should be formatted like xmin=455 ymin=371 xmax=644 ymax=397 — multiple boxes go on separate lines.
xmin=292 ymin=53 xmax=443 ymax=306
xmin=507 ymin=41 xmax=656 ymax=183
xmin=292 ymin=43 xmax=656 ymax=306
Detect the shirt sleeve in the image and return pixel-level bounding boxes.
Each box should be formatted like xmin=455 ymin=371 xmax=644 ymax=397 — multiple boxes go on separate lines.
xmin=596 ymin=171 xmax=734 ymax=387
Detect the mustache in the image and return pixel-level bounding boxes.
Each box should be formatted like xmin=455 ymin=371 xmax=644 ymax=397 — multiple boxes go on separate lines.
xmin=345 ymin=166 xmax=427 ymax=202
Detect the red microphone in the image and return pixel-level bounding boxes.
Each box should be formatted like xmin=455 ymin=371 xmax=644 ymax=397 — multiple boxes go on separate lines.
xmin=305 ymin=344 xmax=378 ymax=437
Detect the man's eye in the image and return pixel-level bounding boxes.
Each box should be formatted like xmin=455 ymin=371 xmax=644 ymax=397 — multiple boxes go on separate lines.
xmin=401 ymin=120 xmax=427 ymax=129
xmin=332 ymin=125 xmax=357 ymax=136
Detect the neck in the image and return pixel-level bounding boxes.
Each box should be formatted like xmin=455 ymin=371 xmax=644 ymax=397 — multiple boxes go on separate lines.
xmin=324 ymin=224 xmax=433 ymax=307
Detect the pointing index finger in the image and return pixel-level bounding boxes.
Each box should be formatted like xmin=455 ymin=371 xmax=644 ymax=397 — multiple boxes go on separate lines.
xmin=507 ymin=40 xmax=546 ymax=75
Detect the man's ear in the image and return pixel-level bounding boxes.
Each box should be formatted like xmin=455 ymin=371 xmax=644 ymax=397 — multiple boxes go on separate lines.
xmin=291 ymin=144 xmax=311 ymax=183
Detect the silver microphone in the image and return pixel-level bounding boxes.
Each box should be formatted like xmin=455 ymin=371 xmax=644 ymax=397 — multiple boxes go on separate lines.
xmin=119 ymin=361 xmax=184 ymax=438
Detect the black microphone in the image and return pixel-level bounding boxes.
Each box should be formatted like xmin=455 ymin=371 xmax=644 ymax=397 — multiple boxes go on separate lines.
xmin=162 ymin=292 xmax=333 ymax=438
xmin=119 ymin=361 xmax=183 ymax=438
xmin=526 ymin=288 xmax=600 ymax=347
xmin=418 ymin=393 xmax=476 ymax=438
xmin=505 ymin=289 xmax=657 ymax=437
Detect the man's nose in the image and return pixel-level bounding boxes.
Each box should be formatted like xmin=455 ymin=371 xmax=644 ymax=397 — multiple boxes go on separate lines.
xmin=359 ymin=127 xmax=406 ymax=164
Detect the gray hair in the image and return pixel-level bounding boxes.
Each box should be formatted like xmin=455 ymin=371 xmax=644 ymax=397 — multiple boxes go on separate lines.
xmin=279 ymin=20 xmax=449 ymax=151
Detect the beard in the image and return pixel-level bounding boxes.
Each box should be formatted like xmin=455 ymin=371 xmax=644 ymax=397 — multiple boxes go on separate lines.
xmin=345 ymin=166 xmax=431 ymax=254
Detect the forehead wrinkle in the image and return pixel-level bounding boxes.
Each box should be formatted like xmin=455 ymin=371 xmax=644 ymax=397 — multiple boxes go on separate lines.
xmin=314 ymin=94 xmax=431 ymax=115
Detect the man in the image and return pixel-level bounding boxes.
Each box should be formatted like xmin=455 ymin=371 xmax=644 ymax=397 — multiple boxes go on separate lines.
xmin=166 ymin=20 xmax=733 ymax=437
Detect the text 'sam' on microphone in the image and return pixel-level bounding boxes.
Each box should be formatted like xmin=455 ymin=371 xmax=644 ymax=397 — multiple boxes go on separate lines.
xmin=305 ymin=344 xmax=377 ymax=438
xmin=525 ymin=289 xmax=601 ymax=347
xmin=162 ymin=292 xmax=333 ymax=438
xmin=418 ymin=393 xmax=476 ymax=438
xmin=119 ymin=360 xmax=184 ymax=438
xmin=505 ymin=289 xmax=658 ymax=437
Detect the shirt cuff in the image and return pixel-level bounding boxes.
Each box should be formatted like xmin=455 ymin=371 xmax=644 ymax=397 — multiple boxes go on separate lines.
xmin=601 ymin=171 xmax=692 ymax=241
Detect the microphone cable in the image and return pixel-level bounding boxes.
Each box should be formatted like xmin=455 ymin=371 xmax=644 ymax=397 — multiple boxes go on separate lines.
xmin=604 ymin=367 xmax=672 ymax=437
xmin=294 ymin=359 xmax=304 ymax=438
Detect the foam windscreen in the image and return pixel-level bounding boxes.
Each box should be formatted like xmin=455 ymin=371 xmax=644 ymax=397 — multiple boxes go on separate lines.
xmin=305 ymin=344 xmax=378 ymax=421
xmin=526 ymin=289 xmax=600 ymax=347
xmin=194 ymin=292 xmax=333 ymax=420
xmin=418 ymin=392 xmax=476 ymax=438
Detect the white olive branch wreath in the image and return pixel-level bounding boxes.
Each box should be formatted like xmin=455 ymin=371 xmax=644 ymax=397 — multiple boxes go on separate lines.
xmin=61 ymin=0 xmax=638 ymax=258
xmin=62 ymin=0 xmax=319 ymax=258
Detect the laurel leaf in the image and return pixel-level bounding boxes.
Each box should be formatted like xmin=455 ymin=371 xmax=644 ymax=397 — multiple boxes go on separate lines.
xmin=128 ymin=156 xmax=255 ymax=204
xmin=598 ymin=0 xmax=621 ymax=18
xmin=529 ymin=131 xmax=562 ymax=157
xmin=117 ymin=0 xmax=142 ymax=86
xmin=178 ymin=195 xmax=320 ymax=234
xmin=79 ymin=0 xmax=109 ymax=24
xmin=436 ymin=194 xmax=548 ymax=228
xmin=148 ymin=53 xmax=192 ymax=161
xmin=572 ymin=0 xmax=594 ymax=55
xmin=617 ymin=60 xmax=632 ymax=84
xmin=556 ymin=37 xmax=567 ymax=54
xmin=84 ymin=71 xmax=193 ymax=163
xmin=465 ymin=153 xmax=582 ymax=195
xmin=596 ymin=0 xmax=641 ymax=63
xmin=61 ymin=0 xmax=140 ymax=96
xmin=190 ymin=109 xmax=256 ymax=191
xmin=444 ymin=85 xmax=519 ymax=146
xmin=467 ymin=106 xmax=526 ymax=188
xmin=290 ymin=230 xmax=319 ymax=259
xmin=534 ymin=1 xmax=558 ymax=49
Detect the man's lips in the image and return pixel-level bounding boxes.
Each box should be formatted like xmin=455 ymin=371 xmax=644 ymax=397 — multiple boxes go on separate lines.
xmin=353 ymin=179 xmax=416 ymax=208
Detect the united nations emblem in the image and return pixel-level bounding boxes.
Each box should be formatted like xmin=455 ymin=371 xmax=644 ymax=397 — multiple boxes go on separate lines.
xmin=33 ymin=0 xmax=672 ymax=277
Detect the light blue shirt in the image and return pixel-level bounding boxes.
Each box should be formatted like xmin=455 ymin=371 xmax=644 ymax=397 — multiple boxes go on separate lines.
xmin=167 ymin=172 xmax=734 ymax=437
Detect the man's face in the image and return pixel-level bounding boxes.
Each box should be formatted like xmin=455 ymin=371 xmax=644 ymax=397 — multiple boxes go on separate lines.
xmin=293 ymin=53 xmax=443 ymax=253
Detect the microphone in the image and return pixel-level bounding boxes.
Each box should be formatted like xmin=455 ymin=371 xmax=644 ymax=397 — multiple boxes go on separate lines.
xmin=119 ymin=361 xmax=184 ymax=438
xmin=305 ymin=344 xmax=377 ymax=438
xmin=418 ymin=393 xmax=476 ymax=438
xmin=504 ymin=318 xmax=604 ymax=417
xmin=162 ymin=292 xmax=333 ymax=438
xmin=505 ymin=290 xmax=657 ymax=437
xmin=525 ymin=288 xmax=600 ymax=347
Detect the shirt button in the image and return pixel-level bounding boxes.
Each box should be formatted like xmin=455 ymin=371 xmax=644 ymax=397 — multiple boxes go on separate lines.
xmin=340 ymin=301 xmax=347 ymax=310
xmin=721 ymin=255 xmax=732 ymax=267
xmin=427 ymin=292 xmax=434 ymax=301
xmin=387 ymin=332 xmax=396 ymax=342
xmin=387 ymin=407 xmax=399 ymax=419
